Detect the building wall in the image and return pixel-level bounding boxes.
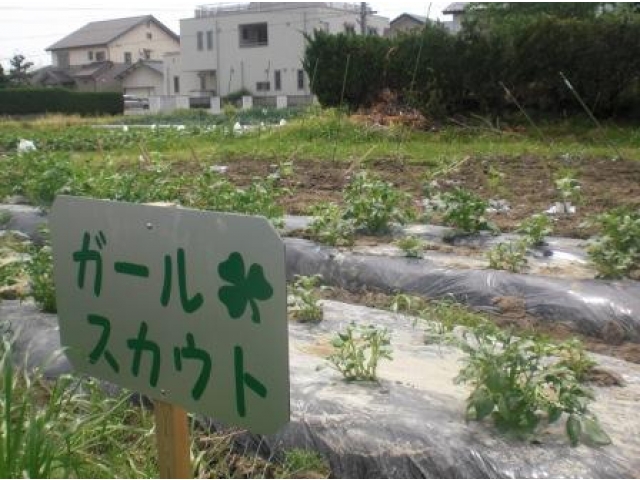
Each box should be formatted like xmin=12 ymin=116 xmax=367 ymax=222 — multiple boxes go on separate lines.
xmin=109 ymin=21 xmax=180 ymax=63
xmin=162 ymin=52 xmax=182 ymax=95
xmin=179 ymin=4 xmax=389 ymax=98
xmin=52 ymin=47 xmax=109 ymax=67
xmin=122 ymin=67 xmax=163 ymax=96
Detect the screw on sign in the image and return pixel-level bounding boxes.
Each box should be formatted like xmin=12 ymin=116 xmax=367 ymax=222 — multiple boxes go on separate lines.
xmin=51 ymin=196 xmax=289 ymax=477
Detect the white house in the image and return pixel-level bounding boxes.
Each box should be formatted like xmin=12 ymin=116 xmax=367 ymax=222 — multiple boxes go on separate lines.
xmin=175 ymin=2 xmax=389 ymax=103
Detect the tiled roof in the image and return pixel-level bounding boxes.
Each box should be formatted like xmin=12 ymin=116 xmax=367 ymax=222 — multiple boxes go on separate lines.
xmin=46 ymin=15 xmax=178 ymax=51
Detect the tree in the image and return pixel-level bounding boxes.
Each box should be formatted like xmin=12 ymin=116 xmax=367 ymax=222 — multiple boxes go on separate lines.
xmin=0 ymin=63 xmax=7 ymax=88
xmin=9 ymin=54 xmax=34 ymax=86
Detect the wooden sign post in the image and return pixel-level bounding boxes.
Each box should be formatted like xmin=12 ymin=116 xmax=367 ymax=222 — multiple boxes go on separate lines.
xmin=154 ymin=401 xmax=190 ymax=478
xmin=50 ymin=196 xmax=290 ymax=476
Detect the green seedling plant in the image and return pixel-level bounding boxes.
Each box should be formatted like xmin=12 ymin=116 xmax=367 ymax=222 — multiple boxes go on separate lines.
xmin=455 ymin=324 xmax=611 ymax=447
xmin=328 ymin=323 xmax=393 ymax=381
xmin=396 ymin=235 xmax=425 ymax=258
xmin=343 ymin=171 xmax=415 ymax=234
xmin=428 ymin=187 xmax=498 ymax=235
xmin=26 ymin=244 xmax=57 ymax=313
xmin=487 ymin=240 xmax=529 ymax=273
xmin=516 ymin=214 xmax=553 ymax=246
xmin=586 ymin=208 xmax=640 ymax=279
xmin=307 ymin=202 xmax=355 ymax=247
xmin=288 ymin=275 xmax=324 ymax=323
xmin=420 ymin=298 xmax=488 ymax=343
xmin=555 ymin=176 xmax=582 ymax=211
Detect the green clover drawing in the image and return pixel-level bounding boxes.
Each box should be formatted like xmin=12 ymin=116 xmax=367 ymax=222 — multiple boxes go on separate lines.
xmin=218 ymin=252 xmax=273 ymax=324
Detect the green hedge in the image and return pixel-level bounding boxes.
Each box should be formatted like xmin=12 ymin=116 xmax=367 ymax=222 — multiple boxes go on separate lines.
xmin=0 ymin=88 xmax=123 ymax=116
xmin=304 ymin=13 xmax=640 ymax=119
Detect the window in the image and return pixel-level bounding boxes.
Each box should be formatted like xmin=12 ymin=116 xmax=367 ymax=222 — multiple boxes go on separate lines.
xmin=173 ymin=76 xmax=180 ymax=94
xmin=206 ymin=30 xmax=213 ymax=50
xmin=239 ymin=23 xmax=268 ymax=47
xmin=199 ymin=74 xmax=206 ymax=91
xmin=256 ymin=81 xmax=270 ymax=91
xmin=297 ymin=69 xmax=305 ymax=90
xmin=146 ymin=32 xmax=153 ymax=40
xmin=96 ymin=51 xmax=106 ymax=61
xmin=274 ymin=70 xmax=281 ymax=91
xmin=56 ymin=51 xmax=69 ymax=68
xmin=344 ymin=22 xmax=356 ymax=34
xmin=197 ymin=31 xmax=204 ymax=51
xmin=143 ymin=49 xmax=151 ymax=60
xmin=124 ymin=52 xmax=132 ymax=64
xmin=367 ymin=27 xmax=379 ymax=36
xmin=88 ymin=51 xmax=94 ymax=61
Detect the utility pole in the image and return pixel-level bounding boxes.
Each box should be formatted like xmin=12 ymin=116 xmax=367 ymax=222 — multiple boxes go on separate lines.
xmin=360 ymin=2 xmax=367 ymax=35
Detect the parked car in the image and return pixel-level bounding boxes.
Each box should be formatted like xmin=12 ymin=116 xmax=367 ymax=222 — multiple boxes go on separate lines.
xmin=123 ymin=95 xmax=149 ymax=109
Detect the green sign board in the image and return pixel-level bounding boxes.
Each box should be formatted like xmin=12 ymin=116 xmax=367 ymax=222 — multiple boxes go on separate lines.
xmin=50 ymin=196 xmax=289 ymax=434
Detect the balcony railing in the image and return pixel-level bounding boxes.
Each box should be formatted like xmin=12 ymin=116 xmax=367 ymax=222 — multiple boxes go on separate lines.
xmin=194 ymin=2 xmax=361 ymax=18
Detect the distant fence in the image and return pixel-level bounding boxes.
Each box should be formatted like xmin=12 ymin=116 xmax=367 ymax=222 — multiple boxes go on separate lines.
xmin=146 ymin=94 xmax=316 ymax=115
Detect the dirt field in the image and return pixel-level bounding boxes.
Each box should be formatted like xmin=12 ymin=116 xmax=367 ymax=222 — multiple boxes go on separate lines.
xmin=218 ymin=155 xmax=640 ymax=238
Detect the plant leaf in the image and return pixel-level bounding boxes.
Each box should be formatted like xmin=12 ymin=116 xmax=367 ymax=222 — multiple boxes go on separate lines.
xmin=566 ymin=414 xmax=582 ymax=447
xmin=473 ymin=391 xmax=495 ymax=420
xmin=582 ymin=417 xmax=612 ymax=446
xmin=547 ymin=406 xmax=562 ymax=424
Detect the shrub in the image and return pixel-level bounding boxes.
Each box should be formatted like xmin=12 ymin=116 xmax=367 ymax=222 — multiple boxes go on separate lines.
xmin=307 ymin=202 xmax=355 ymax=246
xmin=328 ymin=323 xmax=392 ymax=381
xmin=516 ymin=214 xmax=553 ymax=246
xmin=343 ymin=171 xmax=415 ymax=234
xmin=586 ymin=208 xmax=640 ymax=279
xmin=0 ymin=88 xmax=123 ymax=116
xmin=288 ymin=275 xmax=323 ymax=323
xmin=487 ymin=240 xmax=529 ymax=273
xmin=455 ymin=324 xmax=610 ymax=446
xmin=432 ymin=188 xmax=497 ymax=235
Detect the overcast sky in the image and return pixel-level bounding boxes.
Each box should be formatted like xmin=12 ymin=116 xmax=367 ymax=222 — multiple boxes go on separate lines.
xmin=0 ymin=0 xmax=453 ymax=71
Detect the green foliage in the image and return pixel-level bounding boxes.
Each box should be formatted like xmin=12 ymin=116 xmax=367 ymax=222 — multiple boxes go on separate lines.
xmin=420 ymin=298 xmax=488 ymax=342
xmin=0 ymin=338 xmax=156 ymax=477
xmin=280 ymin=449 xmax=329 ymax=478
xmin=430 ymin=187 xmax=497 ymax=234
xmin=516 ymin=214 xmax=553 ymax=246
xmin=26 ymin=245 xmax=57 ymax=313
xmin=455 ymin=325 xmax=610 ymax=446
xmin=303 ymin=31 xmax=390 ymax=108
xmin=396 ymin=235 xmax=424 ymax=258
xmin=586 ymin=208 xmax=640 ymax=279
xmin=0 ymin=89 xmax=123 ymax=116
xmin=8 ymin=54 xmax=34 ymax=86
xmin=555 ymin=176 xmax=582 ymax=205
xmin=343 ymin=171 xmax=415 ymax=234
xmin=487 ymin=240 xmax=529 ymax=273
xmin=307 ymin=202 xmax=355 ymax=246
xmin=223 ymin=88 xmax=252 ymax=106
xmin=288 ymin=275 xmax=324 ymax=323
xmin=328 ymin=323 xmax=393 ymax=381
xmin=305 ymin=11 xmax=640 ymax=118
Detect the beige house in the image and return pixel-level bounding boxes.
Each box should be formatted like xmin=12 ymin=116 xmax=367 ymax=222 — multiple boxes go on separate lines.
xmin=32 ymin=15 xmax=179 ymax=93
xmin=47 ymin=15 xmax=179 ymax=68
xmin=176 ymin=2 xmax=389 ymax=101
